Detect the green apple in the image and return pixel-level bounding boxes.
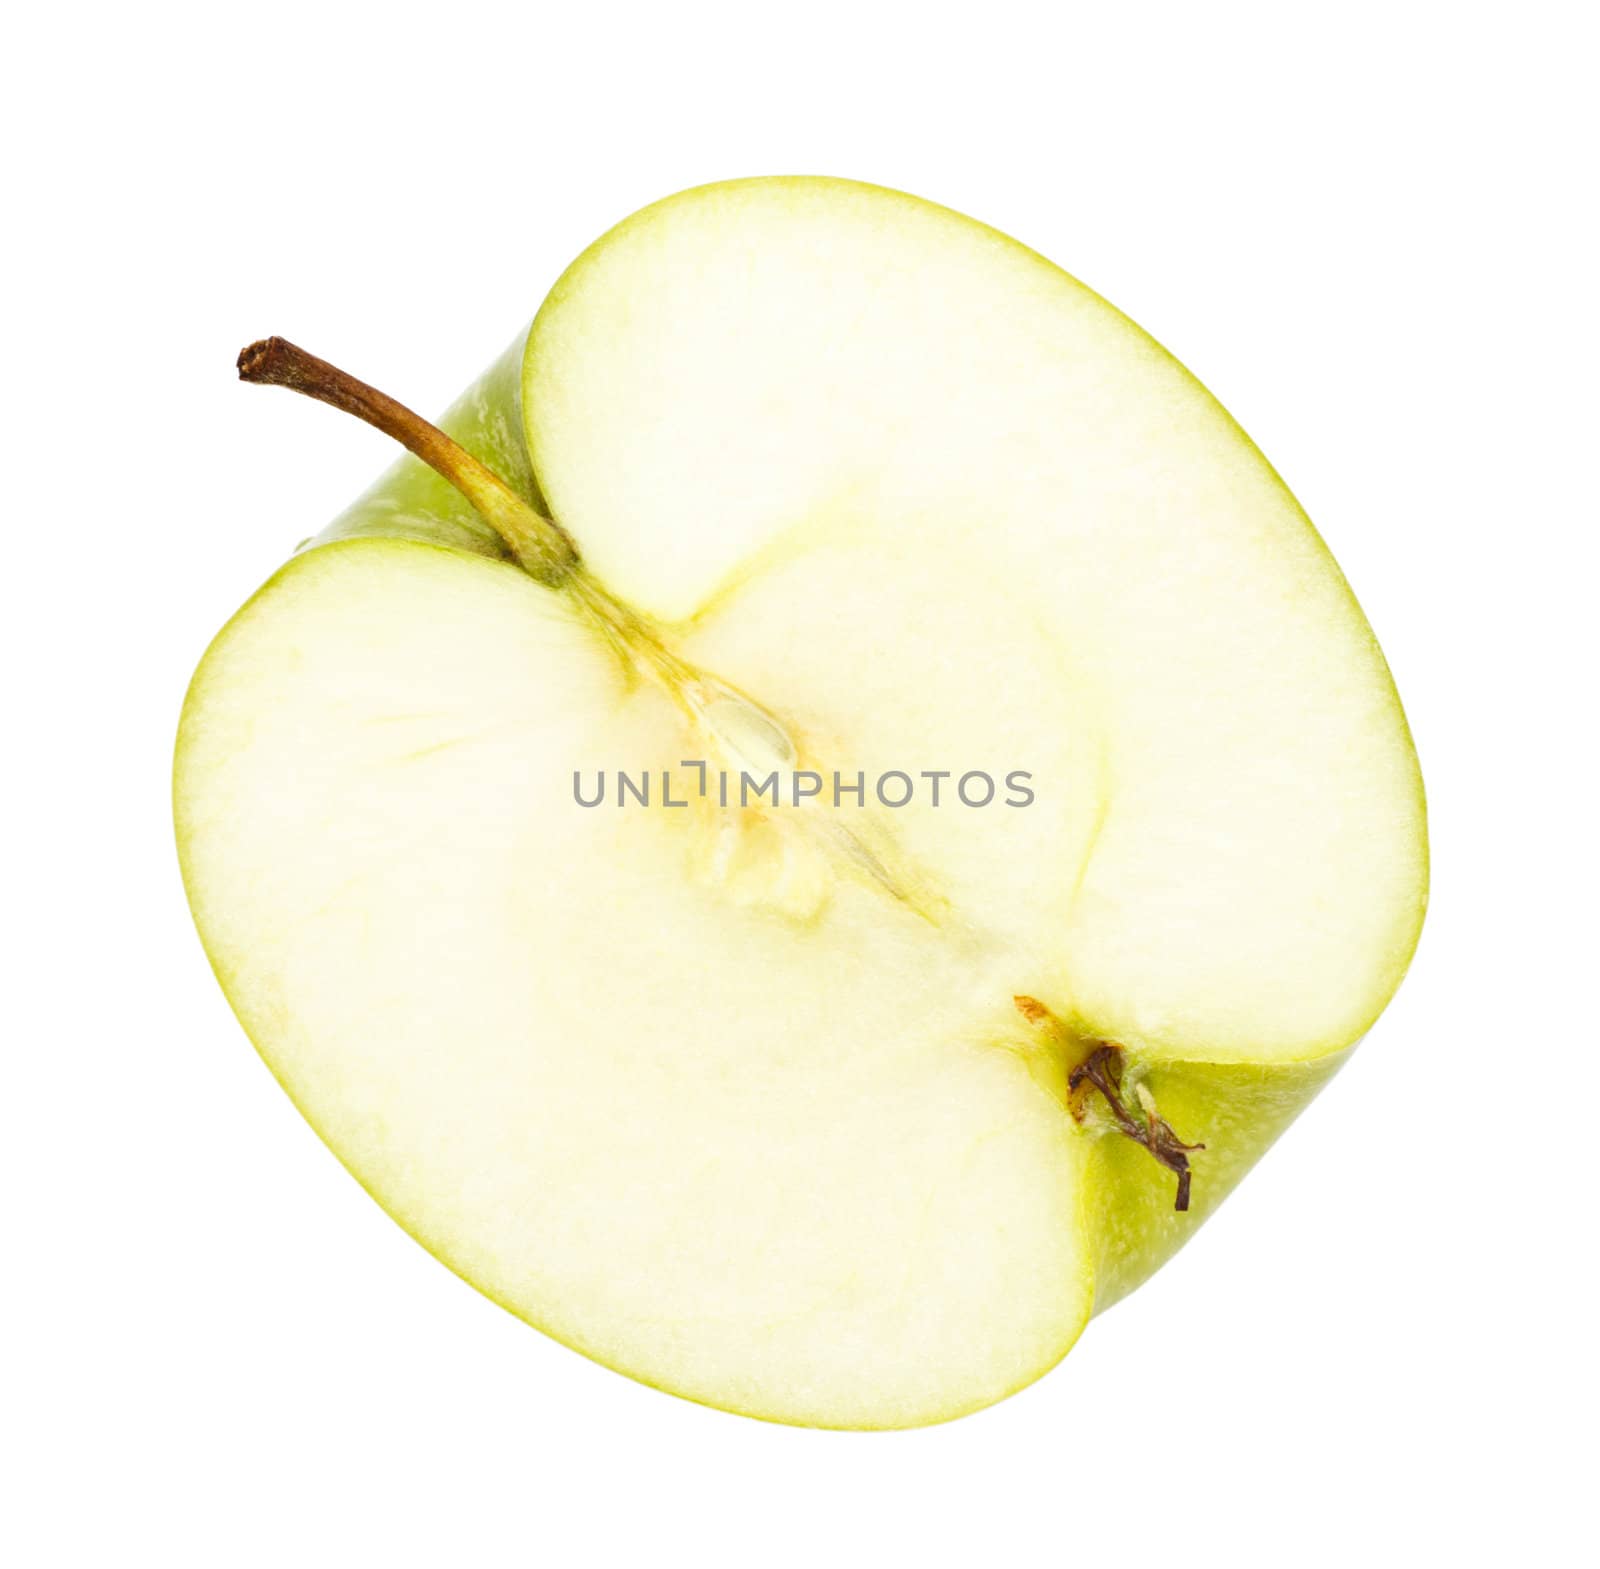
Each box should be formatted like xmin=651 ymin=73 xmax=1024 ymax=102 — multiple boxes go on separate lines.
xmin=175 ymin=177 xmax=1427 ymax=1429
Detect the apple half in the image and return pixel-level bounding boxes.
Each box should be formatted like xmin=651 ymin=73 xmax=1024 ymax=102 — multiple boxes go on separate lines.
xmin=175 ymin=178 xmax=1427 ymax=1428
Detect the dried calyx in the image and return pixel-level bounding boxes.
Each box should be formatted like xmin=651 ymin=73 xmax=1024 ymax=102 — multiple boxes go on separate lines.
xmin=1014 ymin=995 xmax=1205 ymax=1211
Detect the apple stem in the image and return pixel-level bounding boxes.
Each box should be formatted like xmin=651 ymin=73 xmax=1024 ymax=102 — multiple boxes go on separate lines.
xmin=236 ymin=337 xmax=580 ymax=586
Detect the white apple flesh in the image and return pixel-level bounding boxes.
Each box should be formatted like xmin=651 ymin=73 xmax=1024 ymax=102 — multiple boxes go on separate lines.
xmin=176 ymin=178 xmax=1427 ymax=1428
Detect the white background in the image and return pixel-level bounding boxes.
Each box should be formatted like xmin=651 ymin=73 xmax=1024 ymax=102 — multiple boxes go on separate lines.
xmin=5 ymin=4 xmax=1594 ymax=1563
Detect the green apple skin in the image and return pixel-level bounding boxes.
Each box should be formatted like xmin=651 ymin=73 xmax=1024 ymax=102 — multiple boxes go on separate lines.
xmin=177 ymin=177 xmax=1427 ymax=1427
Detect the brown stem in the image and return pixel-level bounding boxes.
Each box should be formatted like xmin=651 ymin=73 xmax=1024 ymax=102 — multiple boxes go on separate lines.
xmin=236 ymin=337 xmax=579 ymax=586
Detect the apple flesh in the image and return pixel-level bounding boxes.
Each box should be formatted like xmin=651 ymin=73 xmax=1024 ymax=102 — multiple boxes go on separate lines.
xmin=175 ymin=178 xmax=1427 ymax=1428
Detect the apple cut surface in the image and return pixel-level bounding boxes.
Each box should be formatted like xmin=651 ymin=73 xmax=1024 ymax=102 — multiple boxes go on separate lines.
xmin=176 ymin=178 xmax=1426 ymax=1428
